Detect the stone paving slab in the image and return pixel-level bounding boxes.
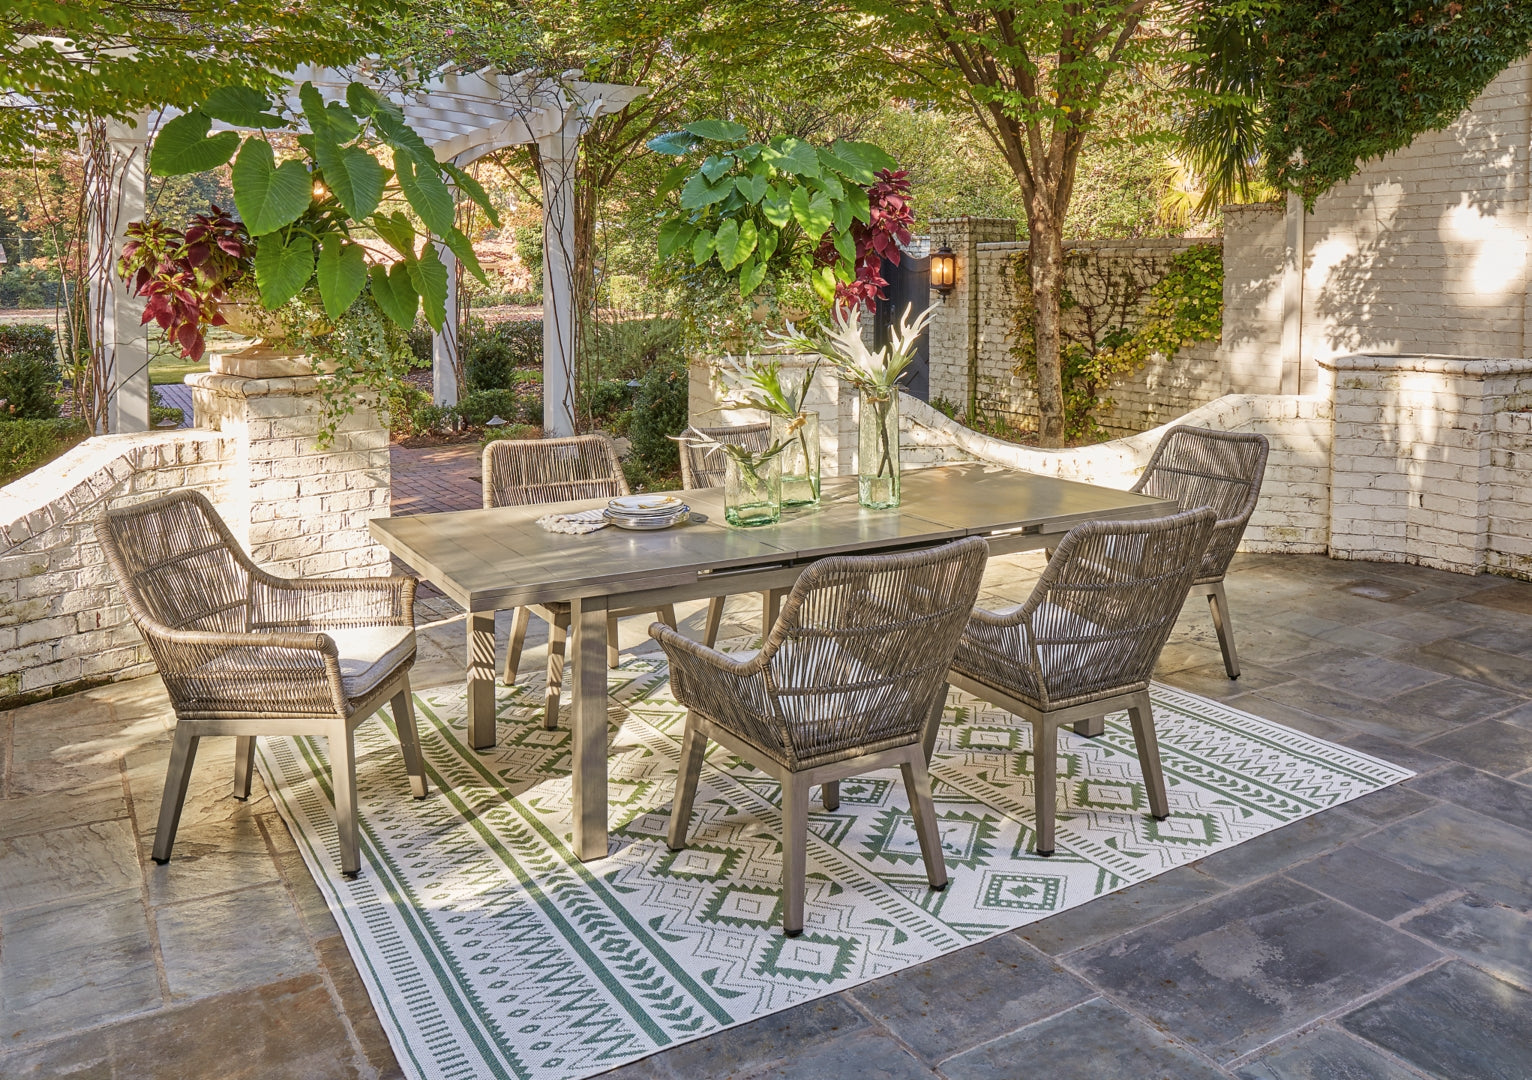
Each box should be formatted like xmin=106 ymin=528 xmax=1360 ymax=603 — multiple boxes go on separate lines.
xmin=3 ymin=552 xmax=1532 ymax=1079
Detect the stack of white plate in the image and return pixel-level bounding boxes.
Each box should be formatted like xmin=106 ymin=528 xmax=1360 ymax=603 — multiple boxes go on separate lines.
xmin=603 ymin=494 xmax=690 ymax=530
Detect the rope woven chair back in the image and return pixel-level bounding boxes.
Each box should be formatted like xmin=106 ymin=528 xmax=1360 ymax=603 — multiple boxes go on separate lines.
xmin=1130 ymin=426 xmax=1269 ymax=580
xmin=96 ymin=490 xmax=253 ymax=637
xmin=762 ymin=537 xmax=988 ymax=766
xmin=1022 ymin=508 xmax=1215 ymax=707
xmin=679 ymin=423 xmax=771 ymax=490
xmin=483 ymin=433 xmax=629 ymax=508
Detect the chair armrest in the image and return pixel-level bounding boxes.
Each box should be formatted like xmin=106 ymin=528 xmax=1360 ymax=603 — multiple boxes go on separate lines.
xmin=251 ymin=573 xmax=417 ymax=630
xmin=649 ymin=623 xmax=787 ymax=758
xmin=134 ymin=619 xmax=350 ymax=717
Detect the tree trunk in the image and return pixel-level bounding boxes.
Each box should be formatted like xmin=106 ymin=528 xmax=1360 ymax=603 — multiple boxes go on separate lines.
xmin=1028 ymin=198 xmax=1068 ymax=446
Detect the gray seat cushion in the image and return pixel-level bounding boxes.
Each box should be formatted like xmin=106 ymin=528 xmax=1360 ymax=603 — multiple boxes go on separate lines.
xmin=326 ymin=625 xmax=416 ymax=700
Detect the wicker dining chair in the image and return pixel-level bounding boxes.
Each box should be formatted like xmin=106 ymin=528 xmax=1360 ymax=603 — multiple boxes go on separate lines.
xmin=946 ymin=508 xmax=1216 ymax=857
xmin=678 ymin=423 xmax=779 ymax=647
xmin=1130 ymin=426 xmax=1269 ymax=679
xmin=95 ymin=490 xmax=428 ymax=879
xmin=653 ymin=536 xmax=989 ymax=935
xmin=483 ymin=433 xmax=677 ymax=728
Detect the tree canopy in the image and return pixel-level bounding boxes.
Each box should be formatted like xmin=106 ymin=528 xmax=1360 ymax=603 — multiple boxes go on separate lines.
xmin=0 ymin=0 xmax=387 ymax=160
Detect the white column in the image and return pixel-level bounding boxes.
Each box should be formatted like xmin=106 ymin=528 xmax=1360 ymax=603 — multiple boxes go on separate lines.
xmin=89 ymin=115 xmax=150 ymax=433
xmin=1280 ymin=192 xmax=1306 ymax=397
xmin=535 ymin=128 xmax=580 ymax=437
xmin=432 ymin=242 xmax=460 ymax=406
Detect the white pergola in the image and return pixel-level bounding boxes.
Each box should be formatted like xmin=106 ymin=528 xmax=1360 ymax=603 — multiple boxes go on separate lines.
xmin=92 ymin=63 xmax=646 ymax=436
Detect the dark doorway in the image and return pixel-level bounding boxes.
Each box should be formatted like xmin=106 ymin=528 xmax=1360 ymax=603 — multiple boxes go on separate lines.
xmin=873 ymin=254 xmax=931 ymax=401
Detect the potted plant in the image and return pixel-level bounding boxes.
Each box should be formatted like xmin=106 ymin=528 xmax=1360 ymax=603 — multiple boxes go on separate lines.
xmin=714 ymin=353 xmax=820 ymax=506
xmin=121 ymin=80 xmax=500 ymax=442
xmin=780 ymin=304 xmax=933 ymax=509
xmin=679 ymin=423 xmax=802 ymax=527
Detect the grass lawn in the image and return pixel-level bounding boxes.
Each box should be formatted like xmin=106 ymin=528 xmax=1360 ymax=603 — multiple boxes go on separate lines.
xmin=147 ymin=327 xmax=254 ymax=385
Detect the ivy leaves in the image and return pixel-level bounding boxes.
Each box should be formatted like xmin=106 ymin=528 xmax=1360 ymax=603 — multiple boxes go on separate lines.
xmin=649 ymin=120 xmax=897 ymax=301
xmin=149 ymin=80 xmax=500 ymax=332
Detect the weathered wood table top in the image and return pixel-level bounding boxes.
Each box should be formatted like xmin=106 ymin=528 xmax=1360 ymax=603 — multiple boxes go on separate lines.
xmin=370 ymin=461 xmax=1175 ymax=861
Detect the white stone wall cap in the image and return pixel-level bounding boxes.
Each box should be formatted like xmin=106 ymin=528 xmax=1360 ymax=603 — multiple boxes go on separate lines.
xmin=185 ymin=371 xmax=329 ymax=396
xmin=1318 ymin=353 xmax=1532 ymax=376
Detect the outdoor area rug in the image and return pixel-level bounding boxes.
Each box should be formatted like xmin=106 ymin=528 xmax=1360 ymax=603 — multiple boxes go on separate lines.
xmin=256 ymin=650 xmax=1413 ymax=1080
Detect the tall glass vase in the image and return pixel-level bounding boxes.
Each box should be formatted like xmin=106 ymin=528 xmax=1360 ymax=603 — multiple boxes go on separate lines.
xmin=858 ymin=390 xmax=900 ymax=509
xmin=771 ymin=411 xmax=820 ymax=508
xmin=723 ymin=454 xmax=782 ymax=527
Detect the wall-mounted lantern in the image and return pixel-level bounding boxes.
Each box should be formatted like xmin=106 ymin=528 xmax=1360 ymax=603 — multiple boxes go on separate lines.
xmin=931 ymin=244 xmax=957 ymax=298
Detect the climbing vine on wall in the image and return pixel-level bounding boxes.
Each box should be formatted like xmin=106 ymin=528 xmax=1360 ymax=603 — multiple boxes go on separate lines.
xmin=1010 ymin=243 xmax=1223 ymax=440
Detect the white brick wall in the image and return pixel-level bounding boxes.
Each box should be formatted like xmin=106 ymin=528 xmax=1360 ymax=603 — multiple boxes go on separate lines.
xmin=0 ymin=368 xmax=393 ymax=707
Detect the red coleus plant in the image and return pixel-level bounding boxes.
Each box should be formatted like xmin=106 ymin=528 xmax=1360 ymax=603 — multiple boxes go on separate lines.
xmin=815 ymin=169 xmax=915 ymax=310
xmin=118 ymin=205 xmax=253 ymax=361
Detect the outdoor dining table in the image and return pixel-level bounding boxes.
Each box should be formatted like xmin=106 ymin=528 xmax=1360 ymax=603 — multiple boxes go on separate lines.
xmin=370 ymin=461 xmax=1177 ymax=861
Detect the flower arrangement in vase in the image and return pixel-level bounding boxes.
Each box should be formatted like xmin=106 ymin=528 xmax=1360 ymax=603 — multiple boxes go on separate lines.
xmin=779 ymin=303 xmax=933 ymax=509
xmin=679 ymin=422 xmax=806 ymax=527
xmin=715 ymin=353 xmax=820 ymax=506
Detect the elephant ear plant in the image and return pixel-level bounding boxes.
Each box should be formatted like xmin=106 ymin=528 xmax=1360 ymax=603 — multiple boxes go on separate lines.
xmin=648 ymin=120 xmax=906 ymax=307
xmin=123 ymin=81 xmax=500 ymax=443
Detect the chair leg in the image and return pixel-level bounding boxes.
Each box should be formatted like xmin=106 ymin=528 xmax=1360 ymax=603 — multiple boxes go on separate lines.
xmin=668 ymin=715 xmax=707 ymax=850
xmin=330 ymin=721 xmax=362 ymax=878
xmin=544 ymin=611 xmax=569 ymax=730
xmin=233 ymin=735 xmax=256 ymax=800
xmin=821 ymin=781 xmax=839 ymax=810
xmin=606 ymin=614 xmax=621 ymax=669
xmin=703 ymin=596 xmax=725 ymax=648
xmin=900 ymin=748 xmax=948 ymax=890
xmin=921 ymin=681 xmax=950 ymax=764
xmin=503 ymin=606 xmax=531 ymax=685
xmin=781 ymin=774 xmax=811 ymax=937
xmin=392 ymin=677 xmax=429 ymax=799
xmin=1072 ymin=715 xmax=1105 ymax=738
xmin=1206 ymin=581 xmax=1241 ymax=680
xmin=1032 ymin=718 xmax=1058 ymax=857
xmin=1126 ymin=692 xmax=1170 ymax=822
xmin=152 ymin=726 xmax=200 ymax=865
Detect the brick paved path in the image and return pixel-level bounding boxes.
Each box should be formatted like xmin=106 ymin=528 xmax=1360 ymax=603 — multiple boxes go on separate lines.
xmin=390 ymin=442 xmax=482 ymax=515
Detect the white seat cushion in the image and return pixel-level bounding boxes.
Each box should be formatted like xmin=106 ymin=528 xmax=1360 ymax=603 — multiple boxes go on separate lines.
xmin=325 ymin=625 xmax=416 ymax=700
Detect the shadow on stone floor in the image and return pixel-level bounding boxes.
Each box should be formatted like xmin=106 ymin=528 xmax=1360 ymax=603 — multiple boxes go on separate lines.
xmin=3 ymin=552 xmax=1531 ymax=1079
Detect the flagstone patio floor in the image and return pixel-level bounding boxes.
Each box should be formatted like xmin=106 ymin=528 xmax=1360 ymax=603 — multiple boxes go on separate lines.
xmin=4 ymin=550 xmax=1532 ymax=1079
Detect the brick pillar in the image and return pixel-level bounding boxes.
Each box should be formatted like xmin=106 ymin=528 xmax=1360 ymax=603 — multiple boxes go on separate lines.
xmin=187 ymin=356 xmax=392 ymax=577
xmin=927 ymin=218 xmax=1018 ymax=416
xmin=1320 ymin=353 xmax=1532 ymax=573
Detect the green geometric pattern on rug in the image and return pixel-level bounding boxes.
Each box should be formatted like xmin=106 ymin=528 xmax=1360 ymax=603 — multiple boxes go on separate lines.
xmin=257 ymin=653 xmax=1412 ymax=1080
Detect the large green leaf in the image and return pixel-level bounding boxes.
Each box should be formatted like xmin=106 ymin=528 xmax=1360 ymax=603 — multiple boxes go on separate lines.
xmin=441 ymin=227 xmax=486 ymax=284
xmin=682 ymin=118 xmax=748 ymax=142
xmin=679 ymin=171 xmax=733 ymax=211
xmin=407 ymin=248 xmax=449 ymax=332
xmin=757 ymin=227 xmax=779 ymax=264
xmin=810 ymin=265 xmax=837 ymax=303
xmin=361 ymin=91 xmax=433 ymax=167
xmin=830 ymin=140 xmax=896 ymax=175
xmin=790 ymin=187 xmax=833 ymax=238
xmin=372 ymin=211 xmax=418 ymax=259
xmin=320 ymin=145 xmax=385 ymax=219
xmin=253 ymin=231 xmax=315 ymax=308
xmin=817 ymin=148 xmax=876 ymax=186
xmin=298 ymin=83 xmax=359 ymax=148
xmin=150 ymin=111 xmax=239 ymax=176
xmin=316 ymin=234 xmax=366 ymax=320
xmin=368 ymin=262 xmax=418 ymax=327
xmin=658 ymin=219 xmax=696 ymax=261
xmin=734 ymin=174 xmax=769 ymax=205
xmin=760 ymin=186 xmax=792 ymax=229
xmin=690 ymin=228 xmax=716 ymax=265
xmin=231 ymin=139 xmax=312 ymax=235
xmin=440 ymin=161 xmax=500 ymax=228
xmin=737 ymin=254 xmax=767 ymax=297
xmin=712 ymin=219 xmax=740 ymax=270
xmin=762 ymin=137 xmax=819 ymax=177
xmin=700 ymin=154 xmax=734 ymax=183
xmin=396 ymin=152 xmax=455 ymax=235
xmin=657 ymin=163 xmax=691 ymax=199
xmin=200 ymin=85 xmax=283 ymax=128
xmin=832 ymin=227 xmax=855 ymax=268
xmin=845 ymin=185 xmax=871 ymax=225
xmin=647 ymin=129 xmax=703 ymax=156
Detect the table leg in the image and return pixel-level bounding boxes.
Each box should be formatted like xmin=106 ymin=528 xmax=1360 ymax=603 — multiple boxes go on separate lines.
xmin=571 ymin=594 xmax=610 ymax=861
xmin=467 ymin=611 xmax=497 ymax=750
